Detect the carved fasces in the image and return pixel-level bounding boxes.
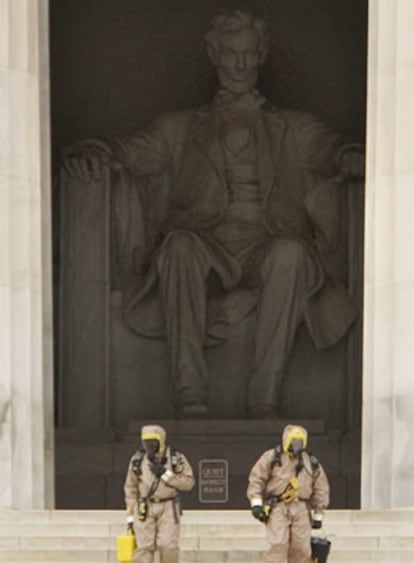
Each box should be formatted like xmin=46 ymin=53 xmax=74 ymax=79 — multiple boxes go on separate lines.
xmin=58 ymin=164 xmax=111 ymax=427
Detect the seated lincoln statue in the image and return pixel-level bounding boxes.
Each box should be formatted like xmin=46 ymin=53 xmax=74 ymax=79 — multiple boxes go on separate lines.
xmin=63 ymin=11 xmax=364 ymax=419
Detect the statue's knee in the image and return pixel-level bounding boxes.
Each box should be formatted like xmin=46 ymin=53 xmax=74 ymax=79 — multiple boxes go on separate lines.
xmin=163 ymin=231 xmax=195 ymax=254
xmin=160 ymin=231 xmax=198 ymax=259
xmin=157 ymin=231 xmax=204 ymax=279
xmin=266 ymin=238 xmax=307 ymax=270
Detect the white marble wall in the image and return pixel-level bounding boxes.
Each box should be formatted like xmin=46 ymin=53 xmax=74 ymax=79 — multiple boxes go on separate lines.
xmin=0 ymin=0 xmax=54 ymax=508
xmin=362 ymin=0 xmax=414 ymax=509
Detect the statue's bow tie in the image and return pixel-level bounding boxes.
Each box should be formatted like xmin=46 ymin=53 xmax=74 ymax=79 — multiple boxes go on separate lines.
xmin=214 ymin=89 xmax=266 ymax=111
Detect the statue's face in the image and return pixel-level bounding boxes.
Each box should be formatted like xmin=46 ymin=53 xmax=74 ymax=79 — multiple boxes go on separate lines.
xmin=215 ymin=28 xmax=262 ymax=95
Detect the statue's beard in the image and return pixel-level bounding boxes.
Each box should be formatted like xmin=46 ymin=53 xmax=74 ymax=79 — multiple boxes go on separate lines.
xmin=217 ymin=69 xmax=259 ymax=95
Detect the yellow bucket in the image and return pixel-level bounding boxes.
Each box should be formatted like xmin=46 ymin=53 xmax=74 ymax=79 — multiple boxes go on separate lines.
xmin=117 ymin=530 xmax=137 ymax=563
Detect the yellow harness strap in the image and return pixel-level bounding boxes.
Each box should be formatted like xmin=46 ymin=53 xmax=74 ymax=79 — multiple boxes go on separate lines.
xmin=280 ymin=477 xmax=300 ymax=504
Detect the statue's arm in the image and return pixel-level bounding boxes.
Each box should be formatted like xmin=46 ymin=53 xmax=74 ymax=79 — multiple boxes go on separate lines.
xmin=301 ymin=115 xmax=365 ymax=279
xmin=62 ymin=116 xmax=172 ymax=183
xmin=297 ymin=115 xmax=365 ymax=179
xmin=111 ymin=120 xmax=170 ymax=177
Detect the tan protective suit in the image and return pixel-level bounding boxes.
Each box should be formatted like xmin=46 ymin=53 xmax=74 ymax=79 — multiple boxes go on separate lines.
xmin=124 ymin=425 xmax=195 ymax=563
xmin=247 ymin=425 xmax=330 ymax=563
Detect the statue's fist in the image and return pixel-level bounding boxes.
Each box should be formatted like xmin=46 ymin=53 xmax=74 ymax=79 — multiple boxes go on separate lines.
xmin=62 ymin=140 xmax=111 ymax=183
xmin=338 ymin=145 xmax=365 ymax=179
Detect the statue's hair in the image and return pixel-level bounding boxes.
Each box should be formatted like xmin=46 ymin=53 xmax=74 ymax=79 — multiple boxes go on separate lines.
xmin=205 ymin=10 xmax=269 ymax=56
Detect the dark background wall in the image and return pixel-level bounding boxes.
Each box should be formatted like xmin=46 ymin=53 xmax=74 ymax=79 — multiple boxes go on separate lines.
xmin=50 ymin=0 xmax=367 ymax=167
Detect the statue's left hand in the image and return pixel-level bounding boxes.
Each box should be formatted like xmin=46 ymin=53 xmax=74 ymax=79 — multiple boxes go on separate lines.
xmin=338 ymin=146 xmax=365 ymax=179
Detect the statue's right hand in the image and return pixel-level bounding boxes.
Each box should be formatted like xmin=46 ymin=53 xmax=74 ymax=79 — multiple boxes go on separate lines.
xmin=62 ymin=140 xmax=112 ymax=183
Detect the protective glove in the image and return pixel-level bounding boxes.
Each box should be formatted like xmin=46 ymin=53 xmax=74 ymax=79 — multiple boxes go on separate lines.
xmin=126 ymin=513 xmax=135 ymax=533
xmin=312 ymin=514 xmax=323 ymax=529
xmin=150 ymin=461 xmax=167 ymax=477
xmin=251 ymin=505 xmax=268 ymax=523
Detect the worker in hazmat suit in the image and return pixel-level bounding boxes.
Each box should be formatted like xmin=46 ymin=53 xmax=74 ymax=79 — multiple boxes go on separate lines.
xmin=247 ymin=424 xmax=330 ymax=563
xmin=124 ymin=424 xmax=195 ymax=562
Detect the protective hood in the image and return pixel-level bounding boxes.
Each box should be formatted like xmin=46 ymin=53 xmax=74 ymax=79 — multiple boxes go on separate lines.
xmin=141 ymin=424 xmax=166 ymax=453
xmin=282 ymin=424 xmax=308 ymax=455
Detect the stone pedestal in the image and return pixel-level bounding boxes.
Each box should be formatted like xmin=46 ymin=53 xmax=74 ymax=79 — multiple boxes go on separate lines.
xmin=55 ymin=420 xmax=360 ymax=510
xmin=0 ymin=0 xmax=54 ymax=508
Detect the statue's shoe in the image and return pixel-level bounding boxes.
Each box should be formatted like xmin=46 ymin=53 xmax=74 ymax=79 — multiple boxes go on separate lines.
xmin=247 ymin=405 xmax=278 ymax=419
xmin=179 ymin=402 xmax=209 ymax=419
xmin=177 ymin=390 xmax=208 ymax=419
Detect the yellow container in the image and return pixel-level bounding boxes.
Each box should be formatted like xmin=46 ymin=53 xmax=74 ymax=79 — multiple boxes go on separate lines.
xmin=117 ymin=530 xmax=136 ymax=563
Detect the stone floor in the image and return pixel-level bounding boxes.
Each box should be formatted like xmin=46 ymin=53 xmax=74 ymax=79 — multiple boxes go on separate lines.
xmin=0 ymin=509 xmax=414 ymax=561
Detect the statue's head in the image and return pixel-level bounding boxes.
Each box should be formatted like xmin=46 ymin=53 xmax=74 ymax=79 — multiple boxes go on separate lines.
xmin=205 ymin=11 xmax=269 ymax=95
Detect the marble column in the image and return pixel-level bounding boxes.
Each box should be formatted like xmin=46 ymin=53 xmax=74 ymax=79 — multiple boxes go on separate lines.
xmin=362 ymin=0 xmax=414 ymax=508
xmin=0 ymin=0 xmax=54 ymax=508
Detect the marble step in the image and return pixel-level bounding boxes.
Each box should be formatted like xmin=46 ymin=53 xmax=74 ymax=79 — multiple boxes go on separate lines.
xmin=2 ymin=520 xmax=414 ymax=538
xmin=2 ymin=512 xmax=414 ymax=537
xmin=1 ymin=534 xmax=414 ymax=550
xmin=1 ymin=550 xmax=414 ymax=563
xmin=3 ymin=508 xmax=414 ymax=522
xmin=1 ymin=509 xmax=414 ymax=562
